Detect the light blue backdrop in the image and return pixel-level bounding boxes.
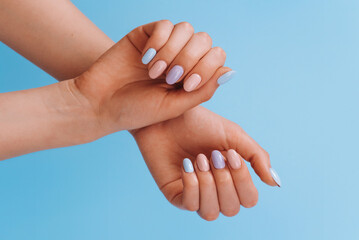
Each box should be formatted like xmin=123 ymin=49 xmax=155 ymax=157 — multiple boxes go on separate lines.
xmin=1 ymin=0 xmax=358 ymax=239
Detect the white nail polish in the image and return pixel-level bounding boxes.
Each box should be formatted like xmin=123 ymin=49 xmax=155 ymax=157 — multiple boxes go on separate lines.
xmin=270 ymin=168 xmax=282 ymax=187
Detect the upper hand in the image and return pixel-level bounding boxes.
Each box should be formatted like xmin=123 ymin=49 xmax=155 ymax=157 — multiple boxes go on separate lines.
xmin=70 ymin=20 xmax=234 ymax=138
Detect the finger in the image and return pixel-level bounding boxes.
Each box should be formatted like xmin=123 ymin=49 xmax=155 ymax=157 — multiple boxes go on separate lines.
xmin=141 ymin=20 xmax=174 ymax=64
xmin=210 ymin=150 xmax=240 ymax=217
xmin=165 ymin=32 xmax=212 ymax=85
xmin=167 ymin=67 xmax=235 ymax=117
xmin=226 ymin=122 xmax=281 ymax=187
xmin=147 ymin=22 xmax=194 ymax=79
xmin=226 ymin=149 xmax=259 ymax=208
xmin=181 ymin=158 xmax=199 ymax=211
xmin=194 ymin=154 xmax=220 ymax=221
xmin=183 ymin=47 xmax=226 ymax=92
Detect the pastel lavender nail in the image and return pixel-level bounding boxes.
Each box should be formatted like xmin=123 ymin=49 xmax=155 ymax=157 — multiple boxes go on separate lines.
xmin=142 ymin=48 xmax=156 ymax=64
xmin=217 ymin=70 xmax=236 ymax=85
xmin=166 ymin=65 xmax=184 ymax=85
xmin=211 ymin=150 xmax=225 ymax=169
xmin=183 ymin=158 xmax=194 ymax=173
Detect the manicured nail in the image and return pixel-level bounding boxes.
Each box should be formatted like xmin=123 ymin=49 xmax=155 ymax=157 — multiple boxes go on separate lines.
xmin=227 ymin=149 xmax=241 ymax=169
xmin=184 ymin=73 xmax=201 ymax=92
xmin=149 ymin=60 xmax=167 ymax=79
xmin=183 ymin=158 xmax=194 ymax=173
xmin=217 ymin=70 xmax=236 ymax=85
xmin=166 ymin=65 xmax=184 ymax=85
xmin=142 ymin=48 xmax=156 ymax=64
xmin=270 ymin=168 xmax=282 ymax=187
xmin=211 ymin=150 xmax=225 ymax=169
xmin=196 ymin=154 xmax=209 ymax=172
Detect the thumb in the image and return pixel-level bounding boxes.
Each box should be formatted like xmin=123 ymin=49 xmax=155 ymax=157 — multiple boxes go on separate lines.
xmin=227 ymin=122 xmax=282 ymax=187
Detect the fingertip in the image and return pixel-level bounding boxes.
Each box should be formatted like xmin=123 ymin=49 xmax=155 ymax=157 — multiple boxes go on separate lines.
xmin=183 ymin=158 xmax=194 ymax=173
xmin=269 ymin=168 xmax=282 ymax=187
xmin=217 ymin=70 xmax=236 ymax=86
xmin=142 ymin=48 xmax=157 ymax=64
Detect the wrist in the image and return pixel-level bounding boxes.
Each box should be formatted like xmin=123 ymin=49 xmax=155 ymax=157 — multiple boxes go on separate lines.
xmin=49 ymin=79 xmax=104 ymax=145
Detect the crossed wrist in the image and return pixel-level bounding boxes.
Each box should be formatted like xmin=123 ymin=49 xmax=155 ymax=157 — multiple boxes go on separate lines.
xmin=52 ymin=79 xmax=104 ymax=145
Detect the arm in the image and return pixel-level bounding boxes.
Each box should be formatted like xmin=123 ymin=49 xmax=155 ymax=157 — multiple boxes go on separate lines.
xmin=0 ymin=0 xmax=114 ymax=80
xmin=1 ymin=10 xmax=228 ymax=160
xmin=0 ymin=0 xmax=278 ymax=220
xmin=0 ymin=80 xmax=97 ymax=160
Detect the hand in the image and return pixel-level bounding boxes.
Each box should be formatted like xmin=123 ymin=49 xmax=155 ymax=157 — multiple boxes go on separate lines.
xmin=132 ymin=106 xmax=280 ymax=221
xmin=71 ymin=20 xmax=234 ymax=138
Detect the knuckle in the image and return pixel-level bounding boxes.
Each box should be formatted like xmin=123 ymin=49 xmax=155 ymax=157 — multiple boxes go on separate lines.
xmin=242 ymin=190 xmax=259 ymax=208
xmin=201 ymin=91 xmax=213 ymax=102
xmin=178 ymin=21 xmax=194 ymax=33
xmin=222 ymin=207 xmax=240 ymax=217
xmin=195 ymin=32 xmax=212 ymax=46
xmin=242 ymin=198 xmax=258 ymax=208
xmin=161 ymin=45 xmax=177 ymax=57
xmin=212 ymin=46 xmax=226 ymax=59
xmin=201 ymin=179 xmax=215 ymax=188
xmin=183 ymin=202 xmax=199 ymax=212
xmin=201 ymin=211 xmax=219 ymax=221
xmin=159 ymin=19 xmax=173 ymax=28
xmin=186 ymin=179 xmax=198 ymax=189
xmin=216 ymin=174 xmax=232 ymax=186
xmin=264 ymin=150 xmax=270 ymax=159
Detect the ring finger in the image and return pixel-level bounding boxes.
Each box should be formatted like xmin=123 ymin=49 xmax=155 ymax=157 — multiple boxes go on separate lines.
xmin=165 ymin=32 xmax=212 ymax=85
xmin=147 ymin=22 xmax=194 ymax=79
xmin=210 ymin=150 xmax=240 ymax=217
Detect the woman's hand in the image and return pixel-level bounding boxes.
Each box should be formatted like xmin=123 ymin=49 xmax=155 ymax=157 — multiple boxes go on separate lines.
xmin=132 ymin=106 xmax=281 ymax=221
xmin=73 ymin=20 xmax=234 ymax=138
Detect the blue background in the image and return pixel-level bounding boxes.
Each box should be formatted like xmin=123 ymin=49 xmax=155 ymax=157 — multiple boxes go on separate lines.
xmin=1 ymin=0 xmax=358 ymax=239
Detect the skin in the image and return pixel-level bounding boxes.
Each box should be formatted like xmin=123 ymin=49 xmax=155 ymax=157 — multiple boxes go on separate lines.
xmin=0 ymin=0 xmax=277 ymax=221
xmin=133 ymin=106 xmax=275 ymax=220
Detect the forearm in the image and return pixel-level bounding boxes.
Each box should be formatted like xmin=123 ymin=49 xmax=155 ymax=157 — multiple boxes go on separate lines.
xmin=0 ymin=80 xmax=99 ymax=160
xmin=0 ymin=0 xmax=114 ymax=80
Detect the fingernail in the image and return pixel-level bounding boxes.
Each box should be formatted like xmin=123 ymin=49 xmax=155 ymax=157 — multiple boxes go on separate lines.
xmin=227 ymin=149 xmax=241 ymax=169
xmin=270 ymin=168 xmax=282 ymax=187
xmin=196 ymin=154 xmax=209 ymax=172
xmin=184 ymin=73 xmax=201 ymax=92
xmin=142 ymin=48 xmax=156 ymax=64
xmin=149 ymin=60 xmax=167 ymax=79
xmin=211 ymin=150 xmax=225 ymax=169
xmin=217 ymin=70 xmax=236 ymax=85
xmin=183 ymin=158 xmax=194 ymax=173
xmin=166 ymin=65 xmax=184 ymax=85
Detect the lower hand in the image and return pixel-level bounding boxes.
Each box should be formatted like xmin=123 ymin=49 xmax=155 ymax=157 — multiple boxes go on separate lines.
xmin=132 ymin=106 xmax=281 ymax=220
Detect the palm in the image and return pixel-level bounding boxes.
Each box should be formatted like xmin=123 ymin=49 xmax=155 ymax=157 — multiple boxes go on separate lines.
xmin=132 ymin=106 xmax=244 ymax=207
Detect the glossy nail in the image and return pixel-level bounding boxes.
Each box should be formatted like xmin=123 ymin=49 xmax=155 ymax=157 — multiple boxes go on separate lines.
xmin=142 ymin=48 xmax=156 ymax=64
xmin=227 ymin=149 xmax=241 ymax=169
xmin=217 ymin=70 xmax=236 ymax=85
xmin=196 ymin=154 xmax=210 ymax=172
xmin=211 ymin=150 xmax=225 ymax=169
xmin=184 ymin=74 xmax=201 ymax=92
xmin=149 ymin=60 xmax=167 ymax=79
xmin=270 ymin=168 xmax=282 ymax=187
xmin=183 ymin=158 xmax=194 ymax=173
xmin=166 ymin=65 xmax=184 ymax=85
